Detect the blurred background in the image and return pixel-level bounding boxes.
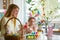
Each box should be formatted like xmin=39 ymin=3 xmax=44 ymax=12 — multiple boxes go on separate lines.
xmin=0 ymin=0 xmax=60 ymax=40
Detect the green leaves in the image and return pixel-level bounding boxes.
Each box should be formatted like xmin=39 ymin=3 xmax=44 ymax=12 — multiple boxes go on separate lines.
xmin=26 ymin=0 xmax=32 ymax=4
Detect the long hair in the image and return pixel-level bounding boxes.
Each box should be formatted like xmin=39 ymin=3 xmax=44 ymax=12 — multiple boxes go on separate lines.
xmin=0 ymin=4 xmax=19 ymax=28
xmin=4 ymin=4 xmax=19 ymax=17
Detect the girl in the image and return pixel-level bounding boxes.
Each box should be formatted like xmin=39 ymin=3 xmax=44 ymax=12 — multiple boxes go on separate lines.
xmin=24 ymin=17 xmax=38 ymax=33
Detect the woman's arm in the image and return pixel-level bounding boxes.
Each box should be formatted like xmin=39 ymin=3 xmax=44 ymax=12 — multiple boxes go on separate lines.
xmin=0 ymin=17 xmax=8 ymax=35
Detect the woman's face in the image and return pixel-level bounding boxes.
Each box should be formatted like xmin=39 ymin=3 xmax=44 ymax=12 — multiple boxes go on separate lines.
xmin=11 ymin=8 xmax=19 ymax=17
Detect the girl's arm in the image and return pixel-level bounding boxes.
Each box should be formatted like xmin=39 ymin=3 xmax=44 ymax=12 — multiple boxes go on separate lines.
xmin=33 ymin=25 xmax=38 ymax=32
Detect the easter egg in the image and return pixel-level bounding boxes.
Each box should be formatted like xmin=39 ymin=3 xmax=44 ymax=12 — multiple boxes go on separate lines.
xmin=36 ymin=35 xmax=38 ymax=38
xmin=33 ymin=35 xmax=36 ymax=39
xmin=28 ymin=36 xmax=30 ymax=38
xmin=31 ymin=36 xmax=34 ymax=38
xmin=32 ymin=32 xmax=36 ymax=34
xmin=34 ymin=32 xmax=35 ymax=34
xmin=36 ymin=32 xmax=38 ymax=34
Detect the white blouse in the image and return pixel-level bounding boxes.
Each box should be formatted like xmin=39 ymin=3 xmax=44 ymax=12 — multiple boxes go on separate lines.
xmin=1 ymin=17 xmax=20 ymax=35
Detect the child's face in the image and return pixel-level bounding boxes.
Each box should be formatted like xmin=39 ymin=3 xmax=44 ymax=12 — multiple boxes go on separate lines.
xmin=29 ymin=19 xmax=35 ymax=25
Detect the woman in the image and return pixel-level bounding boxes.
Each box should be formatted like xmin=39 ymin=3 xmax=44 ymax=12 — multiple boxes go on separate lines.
xmin=0 ymin=4 xmax=20 ymax=40
xmin=24 ymin=17 xmax=38 ymax=33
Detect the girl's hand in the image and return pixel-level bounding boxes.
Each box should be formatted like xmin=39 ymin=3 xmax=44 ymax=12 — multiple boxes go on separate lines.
xmin=26 ymin=29 xmax=32 ymax=33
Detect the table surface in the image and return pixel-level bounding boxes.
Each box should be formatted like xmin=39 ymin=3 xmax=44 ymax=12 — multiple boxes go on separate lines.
xmin=0 ymin=35 xmax=60 ymax=40
xmin=25 ymin=32 xmax=60 ymax=40
xmin=0 ymin=31 xmax=60 ymax=40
